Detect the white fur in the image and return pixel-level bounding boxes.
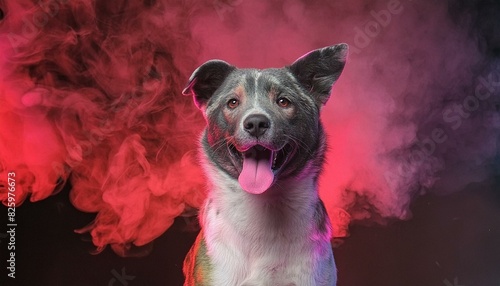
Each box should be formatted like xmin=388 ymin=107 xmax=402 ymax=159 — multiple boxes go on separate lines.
xmin=199 ymin=154 xmax=336 ymax=286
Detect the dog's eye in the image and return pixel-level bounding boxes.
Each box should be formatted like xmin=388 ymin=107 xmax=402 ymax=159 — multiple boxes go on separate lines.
xmin=277 ymin=98 xmax=291 ymax=108
xmin=227 ymin=98 xmax=239 ymax=109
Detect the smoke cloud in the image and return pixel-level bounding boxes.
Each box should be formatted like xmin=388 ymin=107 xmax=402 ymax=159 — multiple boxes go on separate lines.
xmin=0 ymin=0 xmax=498 ymax=253
xmin=0 ymin=0 xmax=210 ymax=255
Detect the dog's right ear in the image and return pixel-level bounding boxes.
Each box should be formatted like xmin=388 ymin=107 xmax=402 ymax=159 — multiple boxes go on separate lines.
xmin=182 ymin=60 xmax=235 ymax=110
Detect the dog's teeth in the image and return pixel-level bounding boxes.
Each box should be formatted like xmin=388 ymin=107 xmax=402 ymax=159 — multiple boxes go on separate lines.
xmin=272 ymin=151 xmax=277 ymax=168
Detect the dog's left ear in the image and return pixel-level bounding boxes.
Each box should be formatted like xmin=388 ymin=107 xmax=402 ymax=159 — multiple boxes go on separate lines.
xmin=182 ymin=60 xmax=235 ymax=110
xmin=288 ymin=43 xmax=348 ymax=106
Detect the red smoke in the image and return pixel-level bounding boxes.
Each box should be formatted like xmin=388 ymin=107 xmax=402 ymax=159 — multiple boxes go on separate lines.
xmin=0 ymin=0 xmax=498 ymax=254
xmin=0 ymin=0 xmax=209 ymax=255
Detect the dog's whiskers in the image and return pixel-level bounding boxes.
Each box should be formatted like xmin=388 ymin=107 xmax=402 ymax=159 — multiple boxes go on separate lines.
xmin=286 ymin=134 xmax=315 ymax=157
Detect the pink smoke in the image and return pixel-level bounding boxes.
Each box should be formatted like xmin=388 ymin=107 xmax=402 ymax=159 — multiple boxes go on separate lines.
xmin=189 ymin=0 xmax=499 ymax=234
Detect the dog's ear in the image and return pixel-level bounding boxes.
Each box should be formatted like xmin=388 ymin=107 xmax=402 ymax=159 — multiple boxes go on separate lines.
xmin=288 ymin=43 xmax=348 ymax=106
xmin=182 ymin=60 xmax=235 ymax=110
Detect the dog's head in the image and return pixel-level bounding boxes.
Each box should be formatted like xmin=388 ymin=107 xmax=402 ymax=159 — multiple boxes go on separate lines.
xmin=183 ymin=44 xmax=348 ymax=194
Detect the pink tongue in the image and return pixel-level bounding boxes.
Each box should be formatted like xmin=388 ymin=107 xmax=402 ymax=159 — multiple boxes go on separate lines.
xmin=238 ymin=148 xmax=274 ymax=194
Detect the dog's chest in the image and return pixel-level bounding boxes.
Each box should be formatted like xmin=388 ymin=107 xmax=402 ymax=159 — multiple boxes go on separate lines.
xmin=202 ymin=182 xmax=331 ymax=285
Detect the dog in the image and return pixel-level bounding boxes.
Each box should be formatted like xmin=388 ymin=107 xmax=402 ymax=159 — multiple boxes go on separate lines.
xmin=182 ymin=43 xmax=348 ymax=286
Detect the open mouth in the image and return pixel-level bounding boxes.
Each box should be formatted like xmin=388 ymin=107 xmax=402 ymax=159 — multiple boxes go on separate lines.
xmin=228 ymin=143 xmax=295 ymax=194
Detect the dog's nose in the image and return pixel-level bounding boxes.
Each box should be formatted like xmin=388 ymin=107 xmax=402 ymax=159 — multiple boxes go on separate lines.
xmin=243 ymin=114 xmax=270 ymax=137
